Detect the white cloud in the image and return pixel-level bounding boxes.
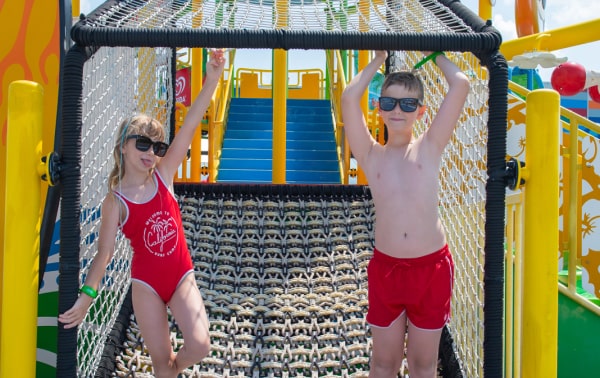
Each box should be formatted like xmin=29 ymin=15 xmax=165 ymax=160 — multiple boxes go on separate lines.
xmin=491 ymin=13 xmax=518 ymax=42
xmin=80 ymin=0 xmax=100 ymax=15
xmin=544 ymin=1 xmax=600 ymax=29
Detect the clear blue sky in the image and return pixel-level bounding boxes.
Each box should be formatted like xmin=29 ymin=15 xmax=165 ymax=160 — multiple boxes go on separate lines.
xmin=80 ymin=0 xmax=599 ymax=82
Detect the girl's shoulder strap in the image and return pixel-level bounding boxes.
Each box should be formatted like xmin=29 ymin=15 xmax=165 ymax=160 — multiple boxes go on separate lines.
xmin=154 ymin=169 xmax=175 ymax=197
xmin=108 ymin=190 xmax=130 ymax=227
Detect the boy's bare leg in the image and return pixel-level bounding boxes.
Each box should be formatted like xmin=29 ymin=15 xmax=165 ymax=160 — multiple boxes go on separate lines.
xmin=405 ymin=321 xmax=443 ymax=378
xmin=369 ymin=312 xmax=408 ymax=378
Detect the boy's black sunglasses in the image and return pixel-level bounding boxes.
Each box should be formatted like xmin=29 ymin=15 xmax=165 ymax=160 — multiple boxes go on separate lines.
xmin=378 ymin=97 xmax=422 ymax=112
xmin=127 ymin=135 xmax=169 ymax=157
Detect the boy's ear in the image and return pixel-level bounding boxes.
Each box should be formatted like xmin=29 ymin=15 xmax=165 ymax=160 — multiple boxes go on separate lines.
xmin=417 ymin=105 xmax=427 ymax=118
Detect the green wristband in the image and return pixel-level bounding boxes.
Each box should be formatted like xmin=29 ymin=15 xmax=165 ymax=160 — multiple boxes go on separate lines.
xmin=413 ymin=51 xmax=445 ymax=70
xmin=80 ymin=285 xmax=98 ymax=299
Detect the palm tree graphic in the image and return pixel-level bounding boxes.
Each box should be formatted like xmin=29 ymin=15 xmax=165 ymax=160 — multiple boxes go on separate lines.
xmin=146 ymin=216 xmax=176 ymax=254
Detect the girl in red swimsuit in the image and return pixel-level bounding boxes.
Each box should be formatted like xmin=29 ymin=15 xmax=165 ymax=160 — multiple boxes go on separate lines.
xmin=59 ymin=49 xmax=226 ymax=378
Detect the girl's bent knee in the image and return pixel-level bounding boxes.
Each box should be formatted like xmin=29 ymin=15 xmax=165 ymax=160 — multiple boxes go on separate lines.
xmin=188 ymin=338 xmax=211 ymax=360
xmin=198 ymin=339 xmax=211 ymax=359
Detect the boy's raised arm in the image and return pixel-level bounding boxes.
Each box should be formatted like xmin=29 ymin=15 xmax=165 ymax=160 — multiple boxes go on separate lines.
xmin=341 ymin=50 xmax=387 ymax=166
xmin=424 ymin=52 xmax=470 ymax=151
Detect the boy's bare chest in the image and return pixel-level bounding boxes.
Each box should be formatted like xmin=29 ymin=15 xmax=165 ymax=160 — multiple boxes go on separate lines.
xmin=369 ymin=151 xmax=438 ymax=197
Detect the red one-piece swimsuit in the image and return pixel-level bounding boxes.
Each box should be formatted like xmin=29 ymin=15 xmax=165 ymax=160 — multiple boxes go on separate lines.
xmin=113 ymin=170 xmax=194 ymax=303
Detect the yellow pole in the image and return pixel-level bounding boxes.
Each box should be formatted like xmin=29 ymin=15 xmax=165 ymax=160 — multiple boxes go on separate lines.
xmin=478 ymin=0 xmax=492 ymax=21
xmin=190 ymin=49 xmax=203 ymax=183
xmin=522 ymin=89 xmax=559 ymax=378
xmin=190 ymin=0 xmax=203 ymax=183
xmin=357 ymin=50 xmax=369 ymax=185
xmin=272 ymin=0 xmax=289 ymax=184
xmin=1 ymin=80 xmax=43 ymax=378
xmin=500 ymin=19 xmax=600 ymax=61
xmin=355 ymin=0 xmax=370 ymax=186
xmin=272 ymin=49 xmax=287 ymax=184
xmin=72 ymin=0 xmax=80 ymax=17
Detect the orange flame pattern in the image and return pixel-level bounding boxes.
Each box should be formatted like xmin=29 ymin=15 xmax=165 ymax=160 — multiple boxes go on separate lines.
xmin=1 ymin=0 xmax=61 ymax=148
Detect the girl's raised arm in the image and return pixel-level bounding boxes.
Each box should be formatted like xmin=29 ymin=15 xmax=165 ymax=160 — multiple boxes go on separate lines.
xmin=158 ymin=49 xmax=226 ymax=180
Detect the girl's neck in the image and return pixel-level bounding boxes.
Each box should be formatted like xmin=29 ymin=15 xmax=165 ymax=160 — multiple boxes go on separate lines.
xmin=116 ymin=171 xmax=156 ymax=203
xmin=120 ymin=170 xmax=153 ymax=189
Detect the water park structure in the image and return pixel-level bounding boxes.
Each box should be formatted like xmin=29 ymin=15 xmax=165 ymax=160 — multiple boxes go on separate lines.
xmin=1 ymin=0 xmax=600 ymax=377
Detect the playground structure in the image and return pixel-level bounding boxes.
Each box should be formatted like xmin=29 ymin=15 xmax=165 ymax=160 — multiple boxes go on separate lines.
xmin=1 ymin=1 xmax=599 ymax=377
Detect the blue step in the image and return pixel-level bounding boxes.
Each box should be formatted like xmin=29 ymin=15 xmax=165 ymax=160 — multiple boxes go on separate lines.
xmin=217 ymin=169 xmax=340 ymax=184
xmin=221 ymin=148 xmax=336 ymax=160
xmin=231 ymin=97 xmax=331 ymax=109
xmin=227 ymin=114 xmax=331 ymax=129
xmin=218 ymin=98 xmax=340 ymax=184
xmin=224 ymin=129 xmax=333 ymax=140
xmin=219 ymin=158 xmax=338 ymax=171
xmin=224 ymin=139 xmax=336 ymax=150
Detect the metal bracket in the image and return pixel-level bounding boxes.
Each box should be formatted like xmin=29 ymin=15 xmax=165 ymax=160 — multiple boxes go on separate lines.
xmin=39 ymin=152 xmax=61 ymax=186
xmin=506 ymin=157 xmax=525 ymax=190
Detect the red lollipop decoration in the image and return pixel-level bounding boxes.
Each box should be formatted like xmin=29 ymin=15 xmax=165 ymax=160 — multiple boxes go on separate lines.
xmin=551 ymin=62 xmax=587 ymax=96
xmin=589 ymin=86 xmax=600 ymax=103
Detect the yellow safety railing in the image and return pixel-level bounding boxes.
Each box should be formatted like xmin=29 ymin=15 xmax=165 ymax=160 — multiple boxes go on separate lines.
xmin=508 ymin=81 xmax=600 ymax=316
xmin=234 ymin=67 xmax=325 ymax=100
xmin=505 ymin=192 xmax=524 ymax=378
xmin=326 ymin=49 xmax=387 ymax=184
xmin=505 ymin=82 xmax=600 ymax=377
xmin=208 ymin=49 xmax=236 ymax=183
xmin=326 ymin=50 xmax=347 ymax=184
xmin=173 ymin=102 xmax=190 ymax=181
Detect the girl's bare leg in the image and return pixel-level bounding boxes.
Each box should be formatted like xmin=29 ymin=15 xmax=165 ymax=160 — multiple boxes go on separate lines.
xmin=168 ymin=273 xmax=211 ymax=372
xmin=132 ymin=281 xmax=177 ymax=378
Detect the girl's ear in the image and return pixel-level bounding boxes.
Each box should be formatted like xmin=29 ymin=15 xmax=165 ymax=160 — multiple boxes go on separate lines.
xmin=417 ymin=105 xmax=427 ymax=119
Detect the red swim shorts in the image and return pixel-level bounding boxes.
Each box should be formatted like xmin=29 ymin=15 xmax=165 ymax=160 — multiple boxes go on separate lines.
xmin=366 ymin=244 xmax=454 ymax=330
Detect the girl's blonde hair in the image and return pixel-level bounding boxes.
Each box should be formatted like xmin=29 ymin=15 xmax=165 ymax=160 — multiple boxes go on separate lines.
xmin=108 ymin=114 xmax=166 ymax=191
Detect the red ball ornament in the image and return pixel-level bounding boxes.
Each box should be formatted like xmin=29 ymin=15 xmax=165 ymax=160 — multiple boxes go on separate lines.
xmin=590 ymin=86 xmax=600 ymax=103
xmin=551 ymin=61 xmax=587 ymax=96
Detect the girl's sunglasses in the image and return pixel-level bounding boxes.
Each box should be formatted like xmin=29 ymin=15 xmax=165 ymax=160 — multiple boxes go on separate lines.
xmin=378 ymin=97 xmax=422 ymax=112
xmin=127 ymin=135 xmax=169 ymax=157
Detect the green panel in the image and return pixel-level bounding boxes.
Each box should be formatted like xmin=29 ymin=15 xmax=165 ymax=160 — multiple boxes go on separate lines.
xmin=37 ymin=326 xmax=57 ymax=352
xmin=38 ymin=291 xmax=59 ymax=317
xmin=558 ymin=290 xmax=600 ymax=378
xmin=37 ymin=291 xmax=58 ymax=377
xmin=36 ymin=362 xmax=56 ymax=377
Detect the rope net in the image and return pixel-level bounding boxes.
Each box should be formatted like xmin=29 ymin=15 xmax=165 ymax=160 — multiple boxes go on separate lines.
xmin=57 ymin=0 xmax=503 ymax=377
xmin=119 ymin=188 xmax=377 ymax=377
xmin=81 ymin=0 xmax=473 ymax=34
xmin=76 ymin=46 xmax=175 ymax=377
